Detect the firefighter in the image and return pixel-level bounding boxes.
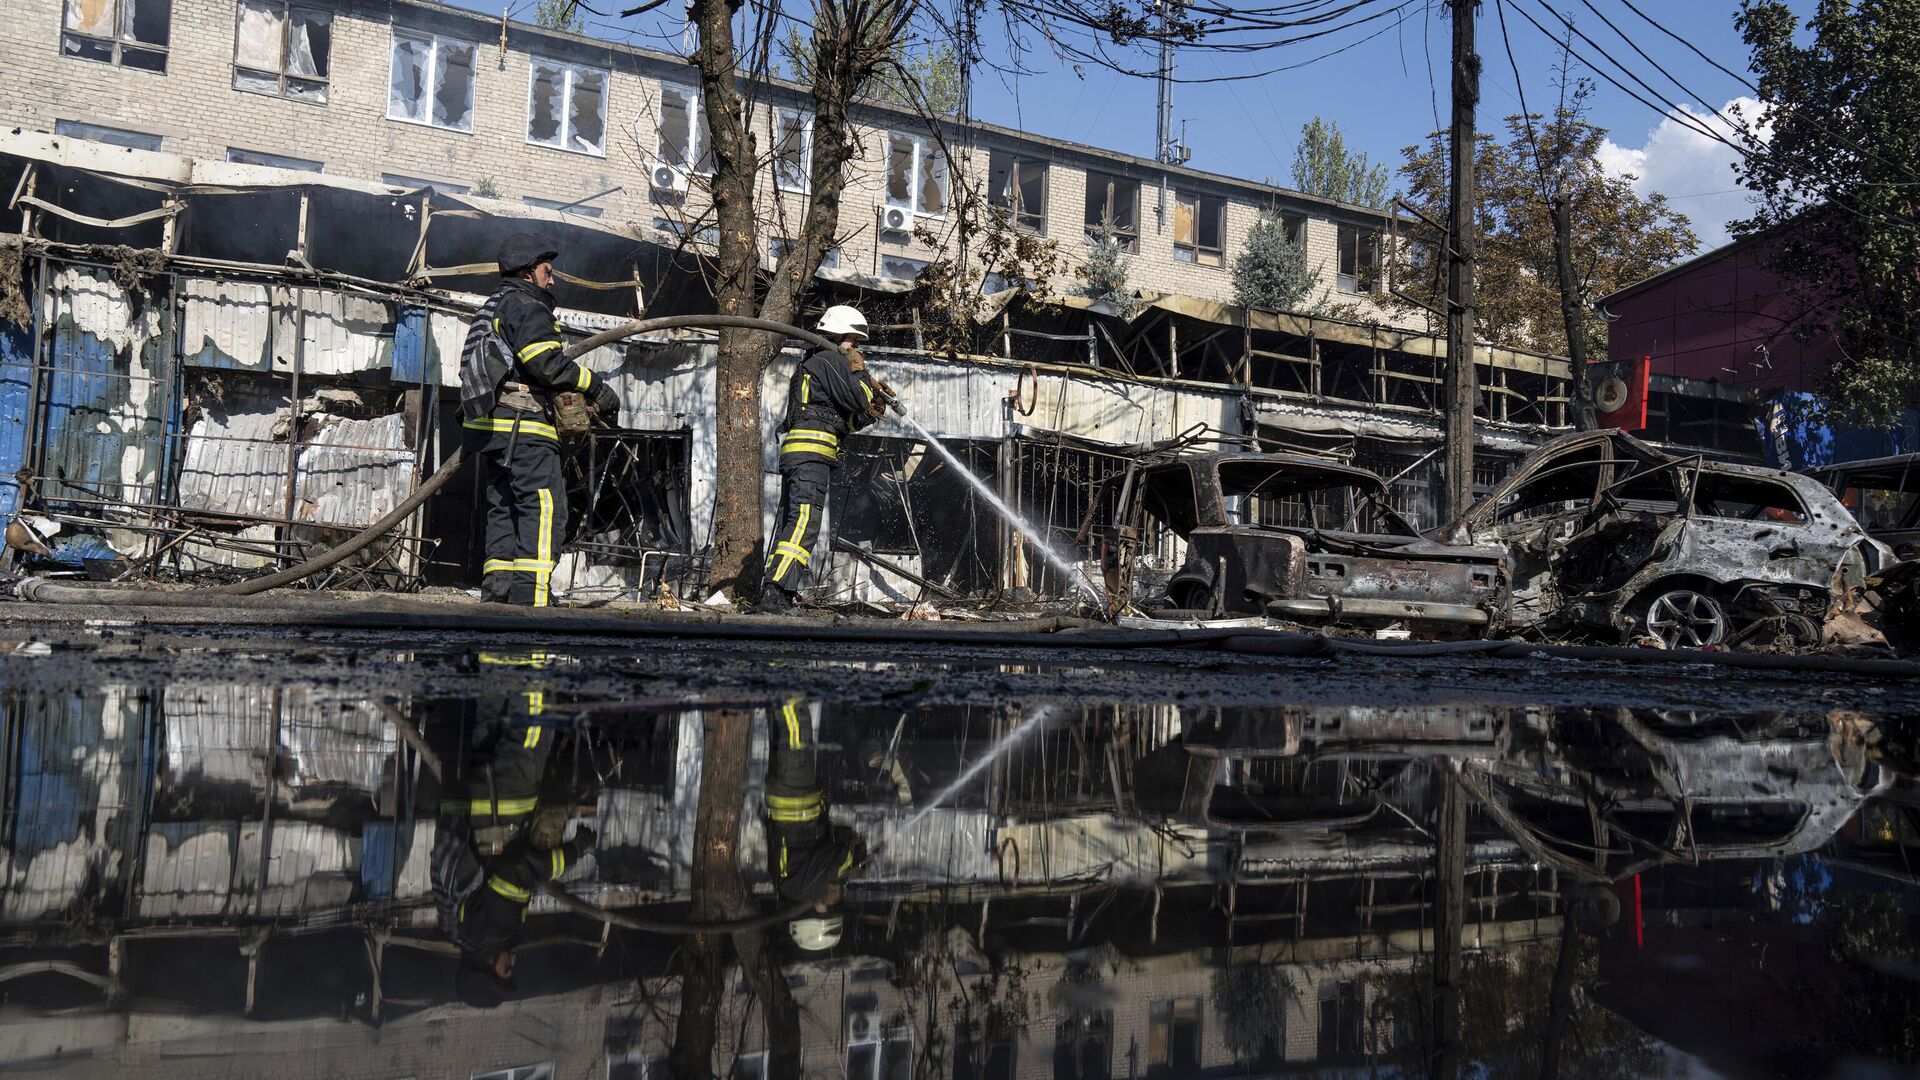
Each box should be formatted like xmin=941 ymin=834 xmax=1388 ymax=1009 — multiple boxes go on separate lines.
xmin=762 ymin=696 xmax=867 ymax=953
xmin=460 ymin=651 xmax=558 ymax=852
xmin=458 ymin=234 xmax=619 ymax=607
xmin=753 ymin=304 xmax=893 ymax=615
xmin=453 ymin=820 xmax=597 ymax=1008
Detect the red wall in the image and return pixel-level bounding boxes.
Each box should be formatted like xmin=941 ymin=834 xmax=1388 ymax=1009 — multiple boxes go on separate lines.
xmin=1604 ymin=239 xmax=1840 ymax=393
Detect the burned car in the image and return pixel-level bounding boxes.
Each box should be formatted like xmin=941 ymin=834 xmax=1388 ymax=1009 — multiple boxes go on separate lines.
xmin=1124 ymin=452 xmax=1507 ymax=628
xmin=1808 ymin=452 xmax=1920 ymax=557
xmin=1444 ymin=431 xmax=1891 ymax=648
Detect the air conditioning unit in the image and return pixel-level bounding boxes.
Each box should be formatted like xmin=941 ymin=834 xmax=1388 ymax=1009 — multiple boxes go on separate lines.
xmin=847 ymin=1008 xmax=881 ymax=1044
xmin=880 ymin=205 xmax=910 ymax=232
xmin=651 ymin=164 xmax=688 ymax=194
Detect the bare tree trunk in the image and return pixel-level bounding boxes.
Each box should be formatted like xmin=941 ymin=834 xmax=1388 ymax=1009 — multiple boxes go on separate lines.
xmin=689 ymin=0 xmax=909 ymax=601
xmin=1553 ymin=195 xmax=1598 ymax=431
xmin=669 ymin=708 xmax=756 ymax=1078
xmin=736 ymin=926 xmax=803 ymax=1078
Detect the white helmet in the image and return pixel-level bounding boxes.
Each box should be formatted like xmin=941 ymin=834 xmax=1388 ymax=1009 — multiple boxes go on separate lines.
xmin=788 ymin=914 xmax=844 ymax=953
xmin=816 ymin=305 xmax=869 ymax=341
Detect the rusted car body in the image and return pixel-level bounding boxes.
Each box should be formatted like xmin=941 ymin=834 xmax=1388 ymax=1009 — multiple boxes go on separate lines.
xmin=1808 ymin=452 xmax=1920 ymax=556
xmin=1443 ymin=431 xmax=1890 ymax=647
xmin=1459 ymin=710 xmax=1887 ymax=880
xmin=1127 ymin=452 xmax=1507 ymax=627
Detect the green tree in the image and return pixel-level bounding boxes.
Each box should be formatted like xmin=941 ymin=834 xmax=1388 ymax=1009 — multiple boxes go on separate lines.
xmin=1076 ymin=220 xmax=1138 ymax=314
xmin=532 ymin=0 xmax=584 ymax=34
xmin=1232 ymin=210 xmax=1322 ymax=313
xmin=1292 ymin=118 xmax=1392 ymax=209
xmin=783 ymin=30 xmax=963 ymax=115
xmin=1735 ymin=0 xmax=1920 ymax=426
xmin=1393 ymin=110 xmax=1696 ymax=356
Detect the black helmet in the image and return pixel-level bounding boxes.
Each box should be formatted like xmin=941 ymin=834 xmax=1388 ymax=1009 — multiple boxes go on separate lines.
xmin=498 ymin=233 xmax=559 ymax=276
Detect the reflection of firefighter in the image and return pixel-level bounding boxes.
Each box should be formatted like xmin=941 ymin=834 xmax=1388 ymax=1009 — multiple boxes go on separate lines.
xmin=442 ymin=651 xmax=600 ymax=1008
xmin=763 ymin=697 xmax=867 ymax=952
xmin=754 ymin=305 xmax=894 ymax=614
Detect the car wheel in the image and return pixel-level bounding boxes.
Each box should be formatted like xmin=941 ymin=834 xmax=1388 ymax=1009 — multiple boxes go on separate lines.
xmin=1644 ymin=588 xmax=1728 ymax=649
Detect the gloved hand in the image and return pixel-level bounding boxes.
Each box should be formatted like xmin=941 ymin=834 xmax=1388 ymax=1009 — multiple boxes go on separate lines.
xmin=588 ymin=381 xmax=618 ymax=418
xmin=865 ymin=379 xmax=895 ymax=420
xmin=845 ymin=346 xmax=866 ymax=373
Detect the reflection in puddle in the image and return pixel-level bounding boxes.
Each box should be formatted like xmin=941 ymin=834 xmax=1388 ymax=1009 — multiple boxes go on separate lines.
xmin=2 ymin=663 xmax=1917 ymax=1078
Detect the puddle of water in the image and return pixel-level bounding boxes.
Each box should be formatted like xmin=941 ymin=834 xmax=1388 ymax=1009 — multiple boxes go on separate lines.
xmin=1 ymin=655 xmax=1916 ymax=1077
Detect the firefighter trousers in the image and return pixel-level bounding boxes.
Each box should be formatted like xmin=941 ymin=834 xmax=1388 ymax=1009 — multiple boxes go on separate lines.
xmin=476 ymin=432 xmax=567 ymax=606
xmin=764 ymin=459 xmax=830 ymax=593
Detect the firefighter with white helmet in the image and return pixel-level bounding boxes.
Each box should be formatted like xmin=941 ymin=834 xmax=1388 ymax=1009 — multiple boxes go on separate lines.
xmin=754 ymin=304 xmax=894 ymax=613
xmin=762 ymin=696 xmax=867 ymax=955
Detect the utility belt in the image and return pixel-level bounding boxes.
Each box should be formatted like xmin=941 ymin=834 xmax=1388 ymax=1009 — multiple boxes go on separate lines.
xmin=498 ymin=380 xmax=592 ymax=439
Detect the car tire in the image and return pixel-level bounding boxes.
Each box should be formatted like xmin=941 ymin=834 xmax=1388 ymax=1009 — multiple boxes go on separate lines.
xmin=1643 ymin=587 xmax=1728 ymax=649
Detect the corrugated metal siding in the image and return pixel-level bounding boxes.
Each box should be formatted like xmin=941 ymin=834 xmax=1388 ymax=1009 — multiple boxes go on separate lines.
xmin=161 ymin=685 xmax=396 ymax=796
xmin=0 ymin=321 xmax=31 ymax=523
xmin=181 ymin=278 xmax=271 ymax=370
xmin=40 ymin=266 xmax=168 ymax=512
xmin=181 ymin=281 xmax=395 ymax=376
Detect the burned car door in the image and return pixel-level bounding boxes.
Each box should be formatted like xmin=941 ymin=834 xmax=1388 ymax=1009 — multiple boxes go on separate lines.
xmin=1463 ymin=436 xmax=1619 ymax=626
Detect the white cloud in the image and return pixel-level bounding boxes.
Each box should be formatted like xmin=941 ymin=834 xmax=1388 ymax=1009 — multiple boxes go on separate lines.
xmin=1598 ymin=96 xmax=1769 ymax=252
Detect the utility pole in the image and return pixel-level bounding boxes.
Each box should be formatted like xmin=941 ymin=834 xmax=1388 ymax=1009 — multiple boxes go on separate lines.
xmin=1553 ymin=191 xmax=1598 ymax=430
xmin=1443 ymin=0 xmax=1481 ymax=521
xmin=1431 ymin=766 xmax=1468 ymax=1080
xmin=1154 ymin=0 xmax=1175 ymax=224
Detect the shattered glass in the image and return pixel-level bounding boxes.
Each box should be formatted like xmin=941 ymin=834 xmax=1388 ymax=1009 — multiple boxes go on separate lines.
xmin=527 ymin=61 xmax=565 ymax=147
xmin=773 ymin=109 xmax=810 ymax=192
xmin=387 ymin=33 xmax=429 ymax=124
xmin=63 ymin=0 xmax=114 ymax=38
xmin=658 ymin=88 xmax=693 ymax=169
xmin=567 ymin=68 xmax=605 ymax=154
xmin=233 ymin=0 xmax=280 ymax=71
xmin=886 ymin=133 xmax=915 ymax=208
xmin=432 ymin=41 xmax=475 ymax=131
xmin=288 ymin=8 xmax=328 ymax=78
xmin=123 ymin=0 xmax=168 ymax=45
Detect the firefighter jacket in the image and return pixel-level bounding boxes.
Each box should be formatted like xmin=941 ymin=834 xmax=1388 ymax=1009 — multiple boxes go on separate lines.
xmin=777 ymin=347 xmax=879 ymax=467
xmin=456 ymin=829 xmax=593 ymax=956
xmin=460 ymin=278 xmax=599 ymax=447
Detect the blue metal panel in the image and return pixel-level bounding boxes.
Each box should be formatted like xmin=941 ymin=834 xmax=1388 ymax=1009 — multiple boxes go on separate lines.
xmin=39 ymin=267 xmax=168 ymax=512
xmin=1756 ymin=390 xmax=1920 ymax=470
xmin=0 ymin=319 xmax=30 ymax=525
xmin=389 ymin=303 xmax=430 ymax=385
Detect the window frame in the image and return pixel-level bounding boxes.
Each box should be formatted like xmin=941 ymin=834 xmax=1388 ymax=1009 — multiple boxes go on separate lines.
xmin=231 ymin=0 xmax=330 ymax=103
xmin=386 ymin=27 xmax=478 ymax=133
xmin=656 ymin=83 xmax=714 ymax=176
xmin=1336 ymin=221 xmax=1380 ymax=293
xmin=381 ymin=172 xmax=469 ymax=195
xmin=522 ymin=195 xmax=605 ymax=219
xmin=55 ymin=119 xmax=163 ymax=152
xmin=61 ymin=0 xmax=170 ymax=71
xmin=225 ymin=147 xmax=323 ymax=172
xmin=771 ymin=106 xmax=814 ymax=193
xmin=884 ymin=130 xmax=949 ymax=219
xmin=524 ymin=55 xmax=608 ymax=156
xmin=1083 ymin=171 xmax=1140 ymax=251
xmin=988 ymin=149 xmax=1048 ymax=234
xmin=880 ymin=255 xmax=929 ymax=283
xmin=1173 ymin=191 xmax=1226 ymax=268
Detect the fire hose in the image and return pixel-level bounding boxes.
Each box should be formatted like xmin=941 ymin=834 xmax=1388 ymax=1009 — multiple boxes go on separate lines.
xmin=17 ymin=315 xmax=851 ymax=603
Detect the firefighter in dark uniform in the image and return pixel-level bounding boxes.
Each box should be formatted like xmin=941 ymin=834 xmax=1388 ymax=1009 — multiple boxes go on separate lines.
xmin=754 ymin=305 xmax=894 ymax=614
xmin=459 ymin=234 xmax=619 ymax=607
xmin=453 ymin=821 xmax=596 ymax=1007
xmin=460 ymin=651 xmax=558 ymax=850
xmin=763 ymin=696 xmax=867 ymax=952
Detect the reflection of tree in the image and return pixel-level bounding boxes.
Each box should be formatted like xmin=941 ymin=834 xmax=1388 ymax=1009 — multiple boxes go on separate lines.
xmin=668 ymin=709 xmax=802 ymax=1079
xmin=1366 ymin=939 xmax=1665 ymax=1079
xmin=1210 ymin=963 xmax=1291 ymax=1066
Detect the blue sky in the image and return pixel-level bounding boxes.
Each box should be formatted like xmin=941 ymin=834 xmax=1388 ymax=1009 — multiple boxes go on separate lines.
xmin=458 ymin=0 xmax=1813 ymax=251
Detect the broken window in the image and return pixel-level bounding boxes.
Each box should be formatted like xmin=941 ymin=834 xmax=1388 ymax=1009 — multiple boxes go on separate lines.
xmin=1337 ymin=221 xmax=1379 ymax=292
xmin=54 ymin=119 xmax=162 ymax=152
xmin=232 ymin=0 xmax=329 ymax=102
xmin=772 ymin=107 xmax=813 ymax=192
xmin=1146 ymin=998 xmax=1202 ymax=1074
xmin=522 ymin=195 xmax=604 ymax=219
xmin=657 ymin=84 xmax=714 ymax=174
xmin=526 ymin=57 xmax=607 ymax=155
xmin=62 ymin=0 xmax=169 ymax=71
xmin=387 ymin=29 xmax=475 ymax=132
xmin=1173 ymin=192 xmax=1224 ymax=267
xmin=988 ymin=150 xmax=1047 ymax=233
xmin=1084 ymin=172 xmax=1139 ymax=251
xmin=770 ymin=237 xmax=839 ymax=269
xmin=886 ymin=131 xmax=948 ymax=217
xmin=1492 ymin=445 xmax=1607 ymax=525
xmin=1692 ymin=471 xmax=1809 ymax=524
xmin=881 ymin=255 xmax=928 ymax=282
xmin=226 ymin=147 xmax=322 ymax=172
xmin=381 ymin=172 xmax=469 ymax=195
